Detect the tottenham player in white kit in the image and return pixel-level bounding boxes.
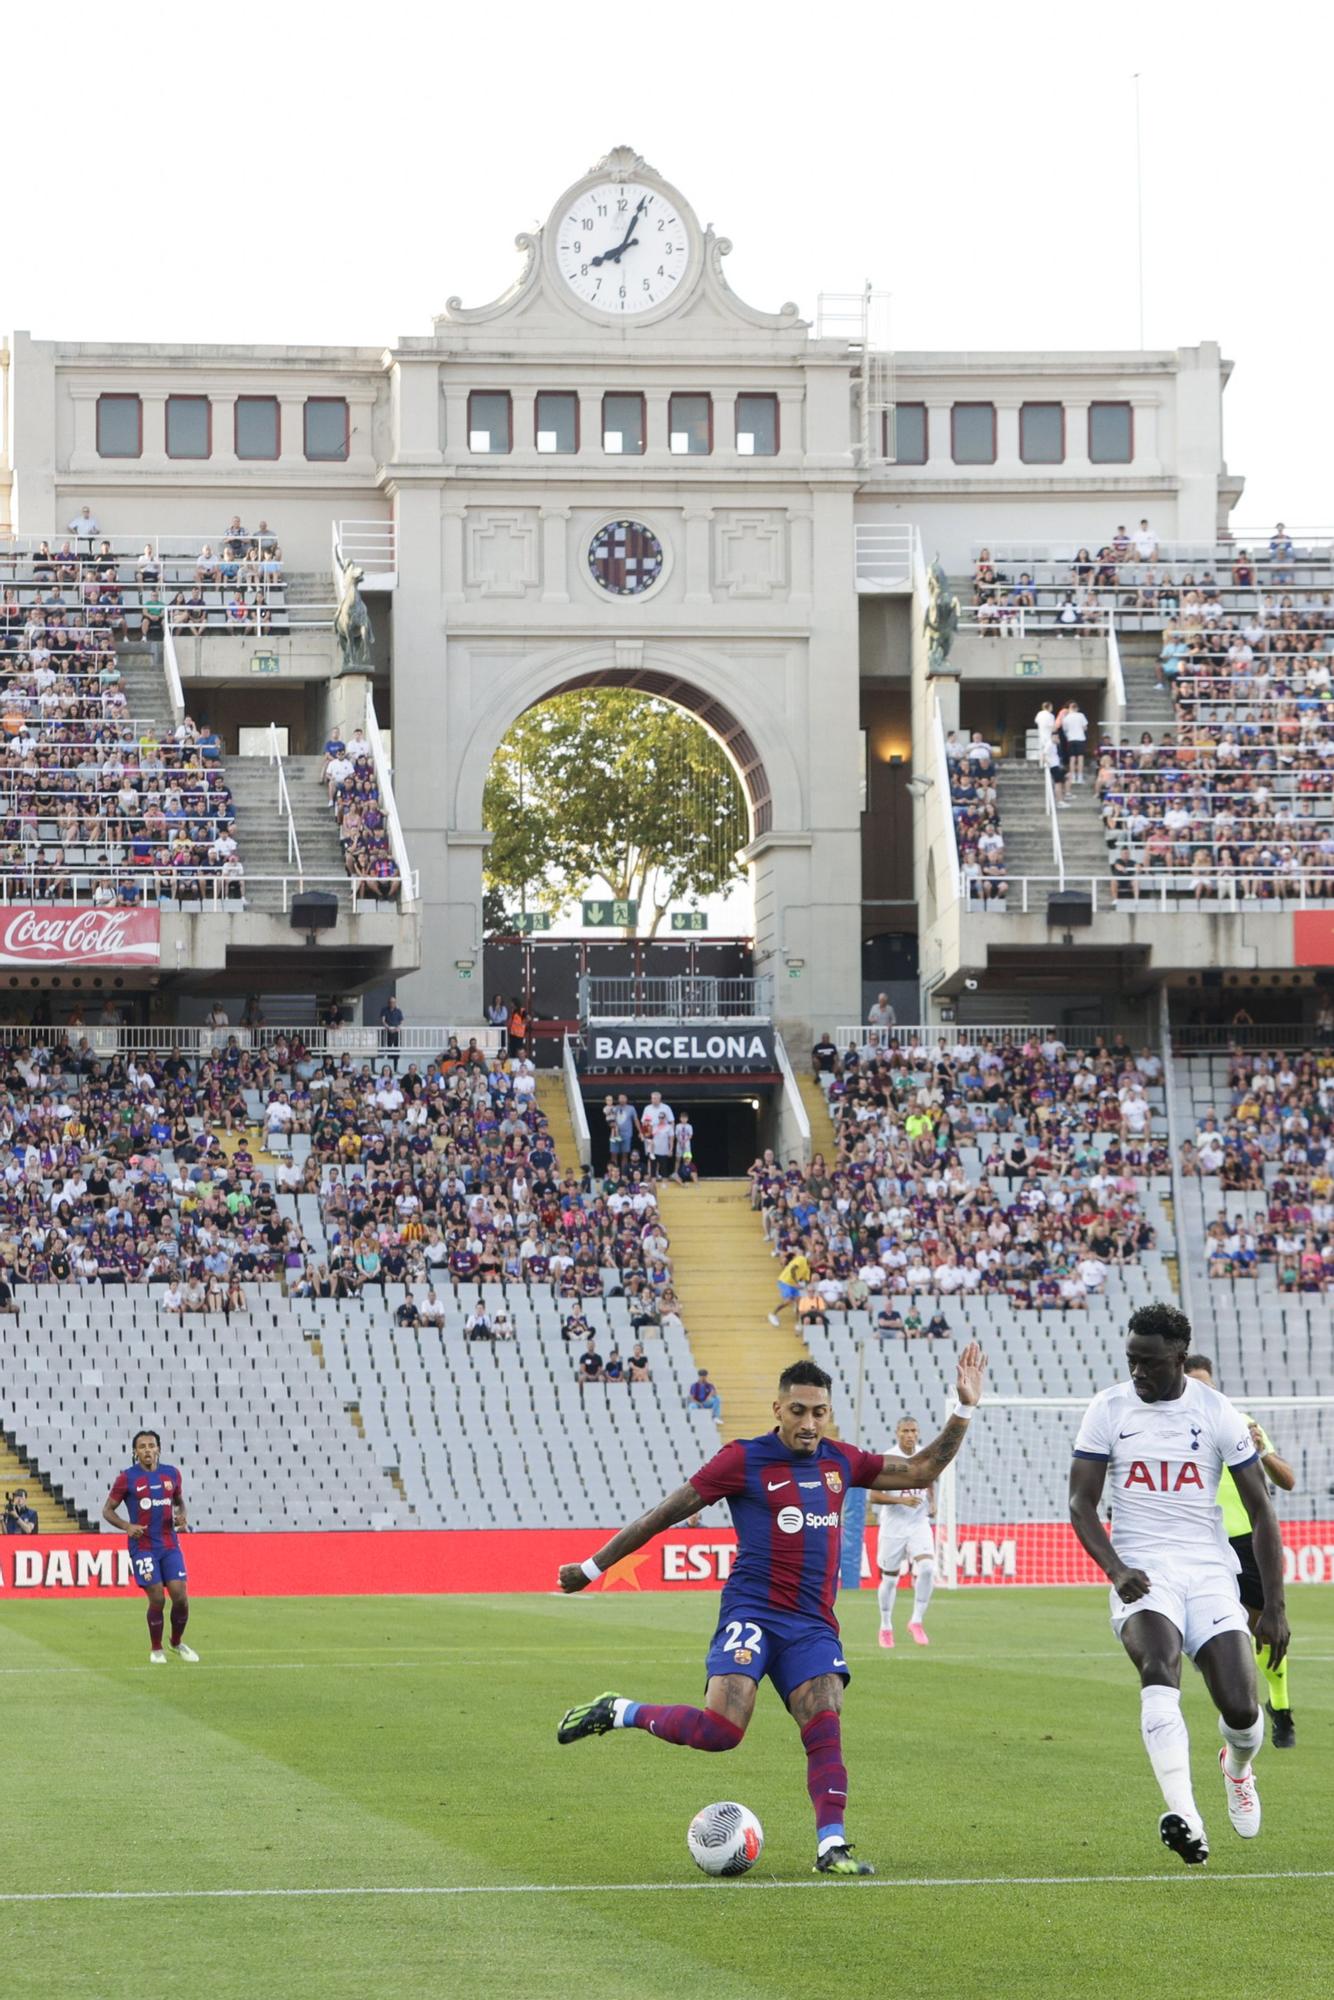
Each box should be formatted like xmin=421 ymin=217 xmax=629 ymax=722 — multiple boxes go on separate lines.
xmin=870 ymin=1418 xmax=936 ymax=1647
xmin=1069 ymin=1304 xmax=1289 ymax=1866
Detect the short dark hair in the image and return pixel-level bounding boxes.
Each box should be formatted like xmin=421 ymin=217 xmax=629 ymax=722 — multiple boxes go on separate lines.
xmin=1127 ymin=1303 xmax=1192 ymax=1349
xmin=1185 ymin=1353 xmax=1214 ymax=1378
xmin=132 ymin=1428 xmax=161 ymax=1450
xmin=778 ymin=1360 xmax=832 ymax=1395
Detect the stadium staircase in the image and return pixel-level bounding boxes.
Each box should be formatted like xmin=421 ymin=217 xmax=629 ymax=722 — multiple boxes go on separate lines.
xmin=224 ymin=755 xmax=350 ymax=911
xmin=656 ymin=1179 xmax=811 ymax=1439
xmin=796 ymin=1074 xmax=837 ymax=1161
xmin=0 ymin=1432 xmax=82 ymax=1532
xmin=1116 ymin=633 xmax=1176 ymax=729
xmin=994 ymin=761 xmax=1105 ymax=910
xmin=536 ymin=1072 xmax=579 ymax=1165
xmin=125 ymin=643 xmax=178 ymax=730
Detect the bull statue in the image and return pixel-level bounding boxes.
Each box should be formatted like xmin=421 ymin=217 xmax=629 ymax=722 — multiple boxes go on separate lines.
xmin=923 ymin=556 xmax=960 ymax=672
xmin=334 ymin=558 xmax=374 ymax=670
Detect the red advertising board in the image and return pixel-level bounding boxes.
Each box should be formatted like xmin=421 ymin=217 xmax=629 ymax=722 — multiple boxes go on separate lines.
xmin=0 ymin=906 xmax=160 ymax=966
xmin=1293 ymin=909 xmax=1334 ymax=967
xmin=4 ymin=1524 xmax=1334 ymax=1598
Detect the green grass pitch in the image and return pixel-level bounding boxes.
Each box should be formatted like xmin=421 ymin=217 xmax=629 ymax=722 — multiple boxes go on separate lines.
xmin=2 ymin=1586 xmax=1329 ymax=1999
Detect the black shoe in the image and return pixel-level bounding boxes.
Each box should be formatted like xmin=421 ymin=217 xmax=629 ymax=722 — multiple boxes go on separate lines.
xmin=814 ymin=1843 xmax=875 ymax=1876
xmin=1267 ymin=1701 xmax=1295 ymax=1749
xmin=1159 ymin=1812 xmax=1209 ymax=1866
xmin=557 ymin=1691 xmax=622 ymax=1745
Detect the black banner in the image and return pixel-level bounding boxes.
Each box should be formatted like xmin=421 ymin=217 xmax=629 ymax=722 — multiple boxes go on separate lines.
xmin=579 ymin=1023 xmax=777 ymax=1073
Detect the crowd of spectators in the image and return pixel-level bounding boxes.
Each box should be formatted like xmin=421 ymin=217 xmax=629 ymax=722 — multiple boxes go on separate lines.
xmin=969 ymin=522 xmax=1313 ymax=633
xmin=1 ymin=513 xmax=288 ymax=640
xmin=754 ymin=1033 xmax=1169 ymax=1315
xmin=944 ymin=729 xmax=1007 ymax=906
xmin=1179 ymin=1041 xmax=1334 ymax=1292
xmin=0 ymin=714 xmax=242 ymax=904
xmin=323 ymin=727 xmax=401 ymax=902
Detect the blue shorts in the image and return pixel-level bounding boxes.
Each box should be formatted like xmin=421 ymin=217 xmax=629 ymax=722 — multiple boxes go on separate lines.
xmin=704 ymin=1607 xmax=850 ymax=1707
xmin=129 ymin=1546 xmax=187 ymax=1591
xmin=778 ymin=1282 xmax=799 ymax=1302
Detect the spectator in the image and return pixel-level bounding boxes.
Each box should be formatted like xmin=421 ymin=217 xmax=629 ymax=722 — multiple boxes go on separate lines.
xmin=688 ymin=1369 xmax=721 ymax=1419
xmin=465 ymin=1305 xmax=494 ymax=1341
xmin=68 ymin=506 xmax=100 ymax=544
xmin=866 ymin=992 xmax=896 ymax=1042
xmin=1132 ymin=518 xmax=1158 ymax=562
xmin=627 ymin=1341 xmax=652 ymax=1382
xmin=812 ymin=1032 xmax=839 ymax=1076
xmin=380 ymin=994 xmax=404 ymax=1063
xmin=639 ymin=1091 xmax=676 ymax=1182
xmin=577 ymin=1339 xmax=605 ymax=1383
xmin=2 ymin=1489 xmax=38 ymax=1535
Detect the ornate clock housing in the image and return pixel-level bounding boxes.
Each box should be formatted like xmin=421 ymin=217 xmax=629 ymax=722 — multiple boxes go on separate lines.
xmin=550 ymin=152 xmax=696 ymax=320
xmin=588 ymin=520 xmax=665 ymax=597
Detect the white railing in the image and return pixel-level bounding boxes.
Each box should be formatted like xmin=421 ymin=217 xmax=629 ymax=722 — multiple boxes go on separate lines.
xmin=562 ymin=1034 xmax=592 ymax=1167
xmin=932 ymin=695 xmax=962 ymax=899
xmin=0 ymin=1022 xmax=503 ymax=1060
xmin=1043 ymin=759 xmax=1066 ymax=889
xmin=362 ymin=690 xmax=416 ymax=908
xmin=1105 ymin=610 xmax=1126 ymax=746
xmin=961 ymin=871 xmax=1334 ymax=916
xmin=832 ymin=1023 xmax=1119 ymax=1053
xmin=970 ymin=537 xmax=1334 ymax=565
xmin=161 ymin=612 xmax=186 ymax=724
xmin=268 ymin=723 xmax=304 ymax=881
xmin=335 ymin=518 xmax=397 ymax=586
xmin=854 ymin=523 xmax=916 ymax=590
xmin=773 ymin=1028 xmax=812 ymax=1166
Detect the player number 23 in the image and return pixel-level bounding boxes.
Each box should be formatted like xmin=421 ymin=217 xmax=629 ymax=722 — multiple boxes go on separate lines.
xmin=722 ymin=1621 xmax=763 ymax=1653
xmin=134 ymin=1557 xmax=155 ymax=1580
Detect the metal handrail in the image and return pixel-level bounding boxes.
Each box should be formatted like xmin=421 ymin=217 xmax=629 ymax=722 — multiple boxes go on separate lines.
xmin=832 ymin=1024 xmax=1157 ymax=1052
xmin=161 ymin=612 xmax=186 ymax=724
xmin=334 ymin=519 xmax=397 ymax=581
xmin=562 ymin=1034 xmax=592 ymax=1167
xmin=932 ymin=695 xmax=962 ymax=900
xmin=0 ymin=1022 xmax=502 ymax=1058
xmin=268 ymin=723 xmax=304 ymax=883
xmin=362 ymin=690 xmax=416 ymax=907
xmin=853 ymin=523 xmax=916 ymax=590
xmin=963 ymin=870 xmax=1334 ymax=915
xmin=1043 ymin=759 xmax=1065 ymax=889
xmin=1105 ymin=609 xmax=1126 ymax=747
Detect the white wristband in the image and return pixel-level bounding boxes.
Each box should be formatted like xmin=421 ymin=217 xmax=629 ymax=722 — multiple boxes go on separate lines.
xmin=949 ymin=1399 xmax=976 ymax=1422
xmin=580 ymin=1557 xmax=603 ymax=1583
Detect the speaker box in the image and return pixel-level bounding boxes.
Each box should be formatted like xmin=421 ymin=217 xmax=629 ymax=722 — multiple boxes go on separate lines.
xmin=1046 ymin=891 xmax=1093 ymax=929
xmin=291 ymin=890 xmax=339 ymax=933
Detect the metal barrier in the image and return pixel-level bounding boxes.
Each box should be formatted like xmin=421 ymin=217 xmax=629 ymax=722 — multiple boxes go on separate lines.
xmin=854 ymin=523 xmax=917 ymax=590
xmin=831 ymin=1024 xmax=1129 ymax=1052
xmin=335 ymin=519 xmax=397 ymax=586
xmin=269 ymin=723 xmax=304 ymax=882
xmin=0 ymin=1023 xmax=505 ymax=1059
xmin=362 ymin=689 xmax=416 ymax=907
xmin=578 ymin=974 xmax=773 ymax=1021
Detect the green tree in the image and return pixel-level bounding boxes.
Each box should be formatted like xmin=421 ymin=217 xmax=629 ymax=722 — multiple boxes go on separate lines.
xmin=482 ymin=690 xmax=748 ymax=935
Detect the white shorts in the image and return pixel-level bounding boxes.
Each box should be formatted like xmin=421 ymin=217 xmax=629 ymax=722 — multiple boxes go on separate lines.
xmin=877 ymin=1520 xmax=935 ymax=1573
xmin=1108 ymin=1563 xmax=1248 ymax=1659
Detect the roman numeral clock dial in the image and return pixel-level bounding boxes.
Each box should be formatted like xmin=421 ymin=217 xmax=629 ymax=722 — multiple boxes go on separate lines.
xmin=556 ymin=181 xmax=691 ymax=315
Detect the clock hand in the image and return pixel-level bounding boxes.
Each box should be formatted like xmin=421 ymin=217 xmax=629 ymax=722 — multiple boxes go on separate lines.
xmin=591 ymin=198 xmax=647 ymax=267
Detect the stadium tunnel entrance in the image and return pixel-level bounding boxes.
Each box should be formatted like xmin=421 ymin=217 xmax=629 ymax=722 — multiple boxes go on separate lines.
xmin=580 ymin=1077 xmax=767 ymax=1179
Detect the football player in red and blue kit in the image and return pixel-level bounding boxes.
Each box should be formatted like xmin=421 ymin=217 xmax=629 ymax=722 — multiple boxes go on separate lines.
xmin=558 ymin=1347 xmax=986 ymax=1875
xmin=102 ymin=1430 xmax=198 ymax=1665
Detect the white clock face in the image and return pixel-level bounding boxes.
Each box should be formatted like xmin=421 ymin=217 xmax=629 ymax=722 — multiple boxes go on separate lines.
xmin=555 ymin=180 xmax=691 ymax=316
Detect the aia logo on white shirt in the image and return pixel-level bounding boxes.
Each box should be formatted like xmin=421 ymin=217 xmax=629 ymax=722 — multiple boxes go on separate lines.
xmin=1123 ymin=1459 xmax=1205 ymax=1494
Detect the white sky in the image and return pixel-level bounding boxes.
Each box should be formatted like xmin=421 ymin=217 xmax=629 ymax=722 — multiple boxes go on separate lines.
xmin=3 ymin=0 xmax=1329 ymax=532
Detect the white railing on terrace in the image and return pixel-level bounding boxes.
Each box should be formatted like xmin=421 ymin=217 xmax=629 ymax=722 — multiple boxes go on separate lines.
xmin=830 ymin=1024 xmax=1126 ymax=1053
xmin=161 ymin=613 xmax=185 ymax=724
xmin=579 ymin=975 xmax=773 ymax=1021
xmin=970 ymin=538 xmax=1334 ymax=565
xmin=961 ymin=871 xmax=1334 ymax=916
xmin=854 ymin=523 xmax=917 ymax=590
xmin=362 ymin=690 xmax=416 ymax=907
xmin=334 ymin=519 xmax=397 ymax=586
xmin=0 ymin=1023 xmax=503 ymax=1060
xmin=268 ymin=723 xmax=304 ymax=882
xmin=1042 ymin=759 xmax=1065 ymax=889
xmin=0 ymin=869 xmax=416 ymax=910
xmin=1105 ymin=613 xmax=1126 ymax=745
xmin=562 ymin=1035 xmax=592 ymax=1168
xmin=931 ymin=695 xmax=962 ymax=899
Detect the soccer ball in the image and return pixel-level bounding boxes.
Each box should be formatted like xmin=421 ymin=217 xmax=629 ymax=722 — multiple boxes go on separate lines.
xmin=686 ymin=1801 xmax=764 ymax=1876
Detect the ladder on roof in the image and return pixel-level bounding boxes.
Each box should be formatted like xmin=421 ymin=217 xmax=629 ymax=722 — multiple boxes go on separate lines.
xmin=816 ymin=283 xmax=894 ymax=467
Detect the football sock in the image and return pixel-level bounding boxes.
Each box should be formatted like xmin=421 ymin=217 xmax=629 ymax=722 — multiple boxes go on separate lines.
xmin=1139 ymin=1686 xmax=1198 ymax=1821
xmin=1219 ymin=1710 xmax=1264 ymax=1778
xmin=147 ymin=1605 xmax=165 ymax=1650
xmin=170 ymin=1602 xmax=189 ymax=1648
xmin=876 ymin=1578 xmax=896 ymax=1629
xmin=1257 ymin=1642 xmax=1290 ymax=1711
xmin=618 ymin=1702 xmax=743 ymax=1752
xmin=801 ymin=1709 xmax=848 ymax=1841
xmin=912 ymin=1559 xmax=936 ymax=1624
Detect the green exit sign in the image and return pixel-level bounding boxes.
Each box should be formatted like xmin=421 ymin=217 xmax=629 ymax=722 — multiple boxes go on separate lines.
xmin=670 ymin=911 xmax=707 ymax=932
xmin=515 ymin=911 xmax=552 ymax=934
xmin=251 ymin=653 xmax=280 ymax=675
xmin=583 ymin=899 xmax=638 ymax=928
xmin=1014 ymin=657 xmax=1043 ymax=677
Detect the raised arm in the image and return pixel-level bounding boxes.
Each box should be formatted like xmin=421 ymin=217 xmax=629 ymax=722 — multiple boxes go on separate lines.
xmin=869 ymin=1343 xmax=986 ymax=1490
xmin=1068 ymin=1455 xmax=1148 ymax=1602
xmin=558 ymin=1482 xmax=704 ymax=1593
xmin=1232 ymin=1456 xmax=1290 ymax=1668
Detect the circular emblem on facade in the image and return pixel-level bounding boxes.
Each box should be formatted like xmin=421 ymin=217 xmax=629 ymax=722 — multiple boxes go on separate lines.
xmin=776 ymin=1505 xmax=804 ymax=1535
xmin=588 ymin=520 xmax=664 ymax=597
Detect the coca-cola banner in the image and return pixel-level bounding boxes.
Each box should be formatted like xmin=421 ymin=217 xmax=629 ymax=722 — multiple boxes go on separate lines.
xmin=0 ymin=906 xmax=160 ymax=967
xmin=5 ymin=1523 xmax=1334 ymax=1597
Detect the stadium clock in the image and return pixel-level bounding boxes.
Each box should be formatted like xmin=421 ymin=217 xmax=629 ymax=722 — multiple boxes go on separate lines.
xmin=554 ymin=180 xmax=692 ymax=316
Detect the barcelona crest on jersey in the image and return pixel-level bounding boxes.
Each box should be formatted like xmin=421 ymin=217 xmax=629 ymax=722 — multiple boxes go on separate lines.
xmin=824 ymin=1468 xmax=843 ymax=1495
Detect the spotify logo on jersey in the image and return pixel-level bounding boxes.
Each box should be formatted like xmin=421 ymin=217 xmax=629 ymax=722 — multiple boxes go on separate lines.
xmin=776 ymin=1506 xmax=804 ymax=1535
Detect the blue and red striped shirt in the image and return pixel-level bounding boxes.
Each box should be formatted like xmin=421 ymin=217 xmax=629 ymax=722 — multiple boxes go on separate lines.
xmin=691 ymin=1434 xmax=884 ymax=1627
xmin=108 ymin=1464 xmax=184 ymax=1554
